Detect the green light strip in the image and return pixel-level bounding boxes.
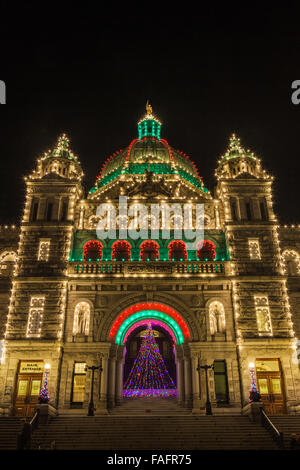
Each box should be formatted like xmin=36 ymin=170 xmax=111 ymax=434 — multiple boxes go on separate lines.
xmin=138 ymin=119 xmax=161 ymax=140
xmin=116 ymin=310 xmax=184 ymax=345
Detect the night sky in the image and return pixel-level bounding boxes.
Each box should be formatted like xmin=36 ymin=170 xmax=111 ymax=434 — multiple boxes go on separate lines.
xmin=1 ymin=3 xmax=300 ymax=224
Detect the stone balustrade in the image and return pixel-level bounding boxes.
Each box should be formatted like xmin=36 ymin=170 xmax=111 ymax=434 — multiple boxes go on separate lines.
xmin=68 ymin=260 xmax=227 ymax=277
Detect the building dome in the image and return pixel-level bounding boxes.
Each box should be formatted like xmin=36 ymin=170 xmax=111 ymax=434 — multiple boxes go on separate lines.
xmin=89 ymin=103 xmax=209 ymax=196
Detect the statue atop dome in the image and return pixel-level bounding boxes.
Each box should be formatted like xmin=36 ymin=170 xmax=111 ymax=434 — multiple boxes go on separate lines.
xmin=146 ymin=100 xmax=152 ymax=116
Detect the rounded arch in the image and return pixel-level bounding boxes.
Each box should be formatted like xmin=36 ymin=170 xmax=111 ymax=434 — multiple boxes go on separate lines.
xmin=140 ymin=240 xmax=159 ymax=261
xmin=112 ymin=240 xmax=131 ymax=261
xmin=282 ymin=249 xmax=300 ymax=276
xmin=206 ymin=299 xmax=226 ymax=335
xmin=109 ymin=301 xmax=191 ymax=343
xmin=197 ymin=240 xmax=216 ymax=261
xmin=83 ymin=240 xmax=103 ymax=261
xmin=73 ymin=301 xmax=91 ymax=335
xmin=168 ymin=240 xmax=187 ymax=261
xmin=0 ymin=250 xmax=17 ymax=263
xmin=115 ymin=311 xmax=185 ymax=345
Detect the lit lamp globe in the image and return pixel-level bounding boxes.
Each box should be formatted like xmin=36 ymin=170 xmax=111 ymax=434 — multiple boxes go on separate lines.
xmin=249 ymin=362 xmax=255 ymax=369
xmin=44 ymin=363 xmax=51 ymax=370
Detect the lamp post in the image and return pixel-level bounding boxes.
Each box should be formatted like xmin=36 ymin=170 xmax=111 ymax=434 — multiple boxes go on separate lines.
xmin=85 ymin=359 xmax=103 ymax=416
xmin=197 ymin=361 xmax=214 ymax=415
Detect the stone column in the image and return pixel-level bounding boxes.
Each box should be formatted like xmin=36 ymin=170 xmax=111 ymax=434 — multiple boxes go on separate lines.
xmin=37 ymin=197 xmax=47 ymax=220
xmin=252 ymin=198 xmax=260 ymax=220
xmin=238 ymin=198 xmax=245 ymax=220
xmin=191 ymin=355 xmax=201 ymax=412
xmin=52 ymin=197 xmax=60 ymax=220
xmin=115 ymin=346 xmax=125 ymax=406
xmin=107 ymin=345 xmax=117 ymax=409
xmin=183 ymin=346 xmax=192 ymax=408
xmin=24 ymin=196 xmax=33 ymax=223
xmin=99 ymin=355 xmax=108 ymax=412
xmin=175 ymin=346 xmax=184 ymax=406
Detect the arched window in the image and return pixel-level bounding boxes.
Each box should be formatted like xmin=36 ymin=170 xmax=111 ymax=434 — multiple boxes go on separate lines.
xmin=282 ymin=250 xmax=300 ymax=276
xmin=209 ymin=301 xmax=226 ymax=335
xmin=168 ymin=241 xmax=187 ymax=261
xmin=73 ymin=302 xmax=90 ymax=336
xmin=0 ymin=251 xmax=17 ymax=275
xmin=197 ymin=240 xmax=216 ymax=261
xmin=83 ymin=241 xmax=103 ymax=261
xmin=112 ymin=241 xmax=131 ymax=261
xmin=140 ymin=240 xmax=159 ymax=261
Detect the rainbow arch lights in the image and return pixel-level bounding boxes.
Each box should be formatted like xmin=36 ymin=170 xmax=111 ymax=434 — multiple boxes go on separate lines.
xmin=123 ymin=319 xmax=177 ymax=345
xmin=109 ymin=302 xmax=190 ymax=345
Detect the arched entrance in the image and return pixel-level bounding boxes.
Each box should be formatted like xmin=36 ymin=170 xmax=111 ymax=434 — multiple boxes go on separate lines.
xmin=123 ymin=320 xmax=177 ymax=398
xmin=109 ymin=302 xmax=191 ymax=407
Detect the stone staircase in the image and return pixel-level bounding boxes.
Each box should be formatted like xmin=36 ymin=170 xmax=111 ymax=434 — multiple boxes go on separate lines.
xmin=110 ymin=396 xmax=191 ymax=415
xmin=29 ymin=415 xmax=280 ymax=450
xmin=2 ymin=399 xmax=298 ymax=450
xmin=270 ymin=416 xmax=300 ymax=449
xmin=0 ymin=417 xmax=24 ymax=450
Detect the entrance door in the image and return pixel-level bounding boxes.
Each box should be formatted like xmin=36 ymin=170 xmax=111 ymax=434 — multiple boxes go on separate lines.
xmin=256 ymin=359 xmax=286 ymax=415
xmin=14 ymin=374 xmax=42 ymax=417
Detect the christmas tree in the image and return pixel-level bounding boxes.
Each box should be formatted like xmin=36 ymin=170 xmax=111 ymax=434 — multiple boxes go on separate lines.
xmin=123 ymin=323 xmax=176 ymax=398
xmin=39 ymin=369 xmax=50 ymax=404
xmin=249 ymin=366 xmax=261 ymax=403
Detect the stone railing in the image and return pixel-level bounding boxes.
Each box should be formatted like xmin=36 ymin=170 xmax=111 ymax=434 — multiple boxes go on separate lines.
xmin=68 ymin=260 xmax=227 ymax=277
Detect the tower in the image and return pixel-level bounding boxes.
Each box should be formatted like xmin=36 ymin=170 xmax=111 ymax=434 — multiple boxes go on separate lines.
xmin=216 ymin=134 xmax=297 ymax=412
xmin=2 ymin=134 xmax=83 ymax=414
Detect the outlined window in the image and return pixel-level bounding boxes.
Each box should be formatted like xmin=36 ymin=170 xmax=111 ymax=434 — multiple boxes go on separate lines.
xmin=71 ymin=362 xmax=87 ymax=404
xmin=38 ymin=239 xmax=51 ymax=261
xmin=248 ymin=238 xmax=261 ymax=260
xmin=213 ymin=360 xmax=229 ymax=404
xmin=26 ymin=296 xmax=45 ymax=338
xmin=254 ymin=295 xmax=272 ymax=336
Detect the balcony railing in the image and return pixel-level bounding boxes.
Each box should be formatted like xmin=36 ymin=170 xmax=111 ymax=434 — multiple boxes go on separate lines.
xmin=68 ymin=260 xmax=227 ymax=277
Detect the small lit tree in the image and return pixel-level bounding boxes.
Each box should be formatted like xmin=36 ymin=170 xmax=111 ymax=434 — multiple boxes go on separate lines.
xmin=39 ymin=368 xmax=50 ymax=404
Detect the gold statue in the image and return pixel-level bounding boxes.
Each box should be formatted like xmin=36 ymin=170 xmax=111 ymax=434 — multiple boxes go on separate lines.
xmin=146 ymin=100 xmax=152 ymax=115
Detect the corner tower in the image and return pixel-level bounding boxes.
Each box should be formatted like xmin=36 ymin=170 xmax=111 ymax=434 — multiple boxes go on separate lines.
xmin=1 ymin=134 xmax=84 ymax=414
xmin=216 ymin=134 xmax=297 ymax=413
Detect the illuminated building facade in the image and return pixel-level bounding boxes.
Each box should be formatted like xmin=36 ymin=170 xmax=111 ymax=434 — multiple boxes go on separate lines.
xmin=0 ymin=106 xmax=299 ymax=417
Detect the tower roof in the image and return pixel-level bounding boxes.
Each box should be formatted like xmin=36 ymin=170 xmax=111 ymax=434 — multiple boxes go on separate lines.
xmin=219 ymin=133 xmax=257 ymax=163
xmin=41 ymin=133 xmax=79 ymax=163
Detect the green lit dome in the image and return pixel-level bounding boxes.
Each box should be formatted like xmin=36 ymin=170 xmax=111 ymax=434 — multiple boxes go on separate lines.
xmin=89 ymin=104 xmax=208 ymax=196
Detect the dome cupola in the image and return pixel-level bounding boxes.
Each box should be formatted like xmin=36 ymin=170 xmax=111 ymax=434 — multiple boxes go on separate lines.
xmin=137 ymin=101 xmax=162 ymax=140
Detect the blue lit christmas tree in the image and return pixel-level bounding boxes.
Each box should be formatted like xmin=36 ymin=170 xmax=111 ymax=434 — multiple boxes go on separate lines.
xmin=123 ymin=323 xmax=176 ymax=397
xmin=249 ymin=365 xmax=261 ymax=403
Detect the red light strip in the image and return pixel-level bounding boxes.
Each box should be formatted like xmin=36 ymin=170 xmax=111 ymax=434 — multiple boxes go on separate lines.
xmin=109 ymin=302 xmax=190 ymax=341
